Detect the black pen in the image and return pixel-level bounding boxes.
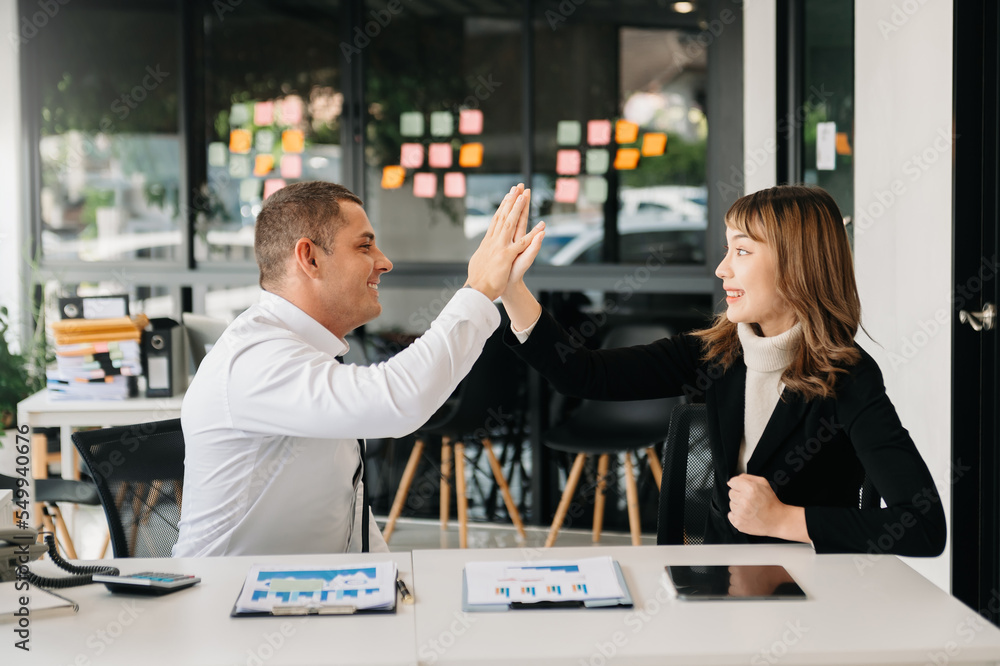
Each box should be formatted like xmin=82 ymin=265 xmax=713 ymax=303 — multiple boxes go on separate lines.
xmin=396 ymin=577 xmax=414 ymax=604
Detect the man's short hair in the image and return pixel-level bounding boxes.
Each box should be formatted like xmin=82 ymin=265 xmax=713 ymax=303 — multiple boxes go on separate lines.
xmin=254 ymin=181 xmax=364 ymax=289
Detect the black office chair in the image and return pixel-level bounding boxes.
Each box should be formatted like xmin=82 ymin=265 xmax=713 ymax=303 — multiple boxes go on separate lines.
xmin=383 ymin=326 xmax=527 ymax=548
xmin=656 ymin=403 xmax=713 ymax=545
xmin=71 ymin=418 xmax=185 ymax=557
xmin=0 ymin=472 xmax=101 ymax=559
xmin=543 ymin=324 xmax=682 ymax=547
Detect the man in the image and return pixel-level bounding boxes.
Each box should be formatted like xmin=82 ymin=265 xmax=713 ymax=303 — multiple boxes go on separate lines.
xmin=173 ymin=181 xmax=543 ymax=557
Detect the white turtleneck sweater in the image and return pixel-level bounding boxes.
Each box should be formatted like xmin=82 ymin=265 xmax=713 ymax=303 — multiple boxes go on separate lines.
xmin=736 ymin=321 xmax=803 ymax=474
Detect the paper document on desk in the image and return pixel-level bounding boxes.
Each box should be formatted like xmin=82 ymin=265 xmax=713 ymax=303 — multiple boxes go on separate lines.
xmin=464 ymin=556 xmax=624 ymax=605
xmin=234 ymin=562 xmax=397 ymax=614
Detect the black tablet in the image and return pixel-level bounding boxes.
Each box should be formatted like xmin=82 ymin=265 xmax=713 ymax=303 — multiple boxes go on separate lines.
xmin=666 ymin=565 xmax=806 ymax=600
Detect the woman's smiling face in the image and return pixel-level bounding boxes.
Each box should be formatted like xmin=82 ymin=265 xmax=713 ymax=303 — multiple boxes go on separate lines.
xmin=715 ymin=225 xmax=797 ymax=337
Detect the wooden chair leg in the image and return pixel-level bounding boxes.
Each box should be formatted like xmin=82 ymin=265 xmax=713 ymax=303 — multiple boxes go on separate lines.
xmin=455 ymin=442 xmax=468 ymax=548
xmin=440 ymin=437 xmax=452 ymax=531
xmin=46 ymin=503 xmax=78 ymax=560
xmin=592 ymin=454 xmax=610 ymax=543
xmin=99 ymin=529 xmax=111 ymax=559
xmin=383 ymin=437 xmax=425 ymax=543
xmin=482 ymin=438 xmax=527 ymax=540
xmin=623 ymin=452 xmax=642 ymax=546
xmin=646 ymin=446 xmax=663 ymax=491
xmin=545 ymin=453 xmax=587 ymax=548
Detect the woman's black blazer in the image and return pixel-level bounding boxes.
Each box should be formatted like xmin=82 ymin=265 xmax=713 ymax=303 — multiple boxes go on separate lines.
xmin=506 ymin=309 xmax=946 ymax=556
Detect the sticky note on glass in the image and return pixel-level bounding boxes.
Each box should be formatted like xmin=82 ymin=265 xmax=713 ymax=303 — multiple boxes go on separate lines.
xmin=413 ymin=172 xmax=437 ymax=198
xmin=554 ymin=178 xmax=580 ymax=204
xmin=556 ymin=149 xmax=581 ymax=175
xmin=614 ymin=148 xmax=641 ymax=170
xmin=459 ymin=109 xmax=483 ymax=135
xmin=399 ymin=143 xmax=424 ymax=169
xmin=280 ymin=154 xmax=302 ymax=179
xmin=584 ymin=176 xmax=608 ymax=204
xmin=816 ymin=121 xmax=836 ymax=171
xmin=587 ymin=120 xmax=612 ymax=145
xmin=207 ymin=142 xmax=228 ymax=167
xmin=281 ymin=96 xmax=304 ymax=125
xmin=586 ymin=149 xmax=610 ymax=174
xmin=400 ymin=112 xmax=424 ymax=137
xmin=229 ymin=129 xmax=252 ymax=154
xmin=428 ymin=143 xmax=453 ymax=168
xmin=641 ymin=132 xmax=667 ymax=156
xmin=282 ymin=130 xmax=305 ymax=153
xmin=381 ymin=165 xmax=406 ymax=189
xmin=263 ymin=179 xmax=286 ymax=199
xmin=836 ymin=132 xmax=852 ymax=155
xmin=430 ymin=111 xmax=454 ymax=137
xmin=615 ymin=120 xmax=640 ymax=144
xmin=254 ymin=101 xmax=274 ymax=126
xmin=459 ymin=143 xmax=484 ymax=168
xmin=557 ymin=120 xmax=581 ymax=146
xmin=229 ymin=103 xmax=250 ymax=126
xmin=253 ymin=154 xmax=274 ymax=176
xmin=239 ymin=178 xmax=262 ymax=202
xmin=229 ymin=155 xmax=251 ymax=178
xmin=444 ymin=172 xmax=466 ymax=198
xmin=255 ymin=130 xmax=275 ymax=152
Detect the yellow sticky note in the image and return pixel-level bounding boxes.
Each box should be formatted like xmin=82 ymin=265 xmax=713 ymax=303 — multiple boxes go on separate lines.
xmin=381 ymin=165 xmax=406 ymax=189
xmin=282 ymin=129 xmax=305 ymax=153
xmin=253 ymin=154 xmax=274 ymax=176
xmin=615 ymin=120 xmax=639 ymax=144
xmin=229 ymin=129 xmax=252 ymax=154
xmin=459 ymin=143 xmax=484 ymax=168
xmin=614 ymin=148 xmax=641 ymax=170
xmin=641 ymin=133 xmax=667 ymax=157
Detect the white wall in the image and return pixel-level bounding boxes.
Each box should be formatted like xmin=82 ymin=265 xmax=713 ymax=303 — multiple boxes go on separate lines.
xmin=742 ymin=0 xmax=778 ymax=192
xmin=0 ymin=0 xmax=23 ymax=349
xmin=853 ymin=0 xmax=953 ymax=591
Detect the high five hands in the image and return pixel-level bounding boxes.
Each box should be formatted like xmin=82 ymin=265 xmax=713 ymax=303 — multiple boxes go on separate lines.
xmin=466 ymin=184 xmax=545 ymax=301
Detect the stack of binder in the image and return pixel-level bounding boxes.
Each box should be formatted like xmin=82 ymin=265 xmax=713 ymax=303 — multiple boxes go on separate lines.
xmin=47 ymin=315 xmax=149 ymax=400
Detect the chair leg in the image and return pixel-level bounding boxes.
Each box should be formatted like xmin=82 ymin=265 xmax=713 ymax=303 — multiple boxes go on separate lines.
xmin=99 ymin=529 xmax=111 ymax=558
xmin=623 ymin=452 xmax=642 ymax=546
xmin=546 ymin=453 xmax=587 ymax=548
xmin=455 ymin=442 xmax=468 ymax=548
xmin=592 ymin=454 xmax=610 ymax=543
xmin=482 ymin=438 xmax=527 ymax=540
xmin=47 ymin=503 xmax=78 ymax=560
xmin=646 ymin=446 xmax=663 ymax=491
xmin=440 ymin=437 xmax=452 ymax=531
xmin=383 ymin=437 xmax=425 ymax=543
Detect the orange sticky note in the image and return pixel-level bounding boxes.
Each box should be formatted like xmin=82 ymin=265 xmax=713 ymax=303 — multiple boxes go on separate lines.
xmin=587 ymin=120 xmax=612 ymax=146
xmin=229 ymin=129 xmax=252 ymax=154
xmin=413 ymin=172 xmax=437 ymax=198
xmin=280 ymin=154 xmax=302 ymax=178
xmin=614 ymin=148 xmax=641 ymax=170
xmin=641 ymin=132 xmax=667 ymax=156
xmin=428 ymin=143 xmax=453 ymax=169
xmin=281 ymin=129 xmax=305 ymax=153
xmin=556 ymin=149 xmax=581 ymax=175
xmin=254 ymin=101 xmax=274 ymax=126
xmin=444 ymin=172 xmax=466 ymax=198
xmin=459 ymin=109 xmax=483 ymax=135
xmin=615 ymin=120 xmax=639 ymax=144
xmin=554 ymin=178 xmax=579 ymax=204
xmin=836 ymin=132 xmax=852 ymax=155
xmin=381 ymin=166 xmax=406 ymax=189
xmin=263 ymin=179 xmax=286 ymax=199
xmin=253 ymin=154 xmax=274 ymax=176
xmin=459 ymin=143 xmax=484 ymax=168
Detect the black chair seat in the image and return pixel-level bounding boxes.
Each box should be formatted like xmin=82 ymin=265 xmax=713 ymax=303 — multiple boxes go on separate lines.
xmin=34 ymin=478 xmax=101 ymax=505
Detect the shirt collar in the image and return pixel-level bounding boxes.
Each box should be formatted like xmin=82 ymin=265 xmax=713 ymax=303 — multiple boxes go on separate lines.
xmin=258 ymin=290 xmax=350 ymax=359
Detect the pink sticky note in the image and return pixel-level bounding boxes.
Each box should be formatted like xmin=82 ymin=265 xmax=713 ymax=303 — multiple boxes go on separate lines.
xmin=254 ymin=101 xmax=274 ymax=126
xmin=459 ymin=109 xmax=484 ymax=135
xmin=444 ymin=172 xmax=466 ymax=198
xmin=587 ymin=120 xmax=612 ymax=146
xmin=413 ymin=173 xmax=437 ymax=198
xmin=263 ymin=179 xmax=287 ymax=199
xmin=428 ymin=143 xmax=453 ymax=169
xmin=400 ymin=143 xmax=425 ymax=169
xmin=280 ymin=154 xmax=302 ymax=179
xmin=554 ymin=178 xmax=580 ymax=204
xmin=556 ymin=149 xmax=581 ymax=175
xmin=281 ymin=96 xmax=304 ymax=125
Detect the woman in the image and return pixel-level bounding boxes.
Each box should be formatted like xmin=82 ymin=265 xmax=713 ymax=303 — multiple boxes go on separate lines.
xmin=501 ymin=184 xmax=945 ymax=555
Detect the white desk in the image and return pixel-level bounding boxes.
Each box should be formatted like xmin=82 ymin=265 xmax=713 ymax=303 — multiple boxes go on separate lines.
xmin=20 ymin=551 xmax=416 ymax=666
xmin=17 ymin=389 xmax=184 ymax=480
xmin=0 ymin=489 xmax=11 ymax=527
xmin=412 ymin=544 xmax=1000 ymax=666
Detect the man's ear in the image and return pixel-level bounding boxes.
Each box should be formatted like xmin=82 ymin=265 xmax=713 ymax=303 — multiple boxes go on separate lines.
xmin=292 ymin=238 xmax=320 ymax=277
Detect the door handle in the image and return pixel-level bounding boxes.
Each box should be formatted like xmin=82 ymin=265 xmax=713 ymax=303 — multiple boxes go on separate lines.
xmin=959 ymin=303 xmax=996 ymax=331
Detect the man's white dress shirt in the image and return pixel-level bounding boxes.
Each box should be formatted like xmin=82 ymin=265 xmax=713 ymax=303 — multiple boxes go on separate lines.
xmin=173 ymin=288 xmax=500 ymax=557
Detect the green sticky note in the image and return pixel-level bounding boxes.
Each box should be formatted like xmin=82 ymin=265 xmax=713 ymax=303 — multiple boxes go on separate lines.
xmin=229 ymin=155 xmax=251 ymax=179
xmin=557 ymin=120 xmax=581 ymax=146
xmin=255 ymin=130 xmax=275 ymax=153
xmin=430 ymin=111 xmax=453 ymax=137
xmin=400 ymin=112 xmax=424 ymax=137
xmin=239 ymin=178 xmax=262 ymax=202
xmin=269 ymin=578 xmax=324 ymax=593
xmin=230 ymin=103 xmax=250 ymax=126
xmin=586 ymin=149 xmax=610 ymax=174
xmin=207 ymin=142 xmax=228 ymax=168
xmin=584 ymin=176 xmax=608 ymax=204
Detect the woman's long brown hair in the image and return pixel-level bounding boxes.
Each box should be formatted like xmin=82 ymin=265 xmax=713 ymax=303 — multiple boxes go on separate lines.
xmin=691 ymin=185 xmax=862 ymax=400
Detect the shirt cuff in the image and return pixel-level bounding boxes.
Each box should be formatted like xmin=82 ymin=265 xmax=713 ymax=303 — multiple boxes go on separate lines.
xmin=511 ymin=311 xmax=542 ymax=343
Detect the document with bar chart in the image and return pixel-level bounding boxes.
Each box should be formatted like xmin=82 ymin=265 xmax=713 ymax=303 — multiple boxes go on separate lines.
xmin=464 ymin=556 xmax=624 ymax=606
xmin=232 ymin=562 xmax=397 ymax=615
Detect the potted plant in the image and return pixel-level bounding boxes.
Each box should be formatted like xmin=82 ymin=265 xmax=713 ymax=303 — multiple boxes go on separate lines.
xmin=0 ymin=306 xmax=34 ymax=430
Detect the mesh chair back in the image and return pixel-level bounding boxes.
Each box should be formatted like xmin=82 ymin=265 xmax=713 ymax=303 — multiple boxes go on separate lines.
xmin=657 ymin=403 xmax=714 ymax=545
xmin=71 ymin=419 xmax=185 ymax=557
